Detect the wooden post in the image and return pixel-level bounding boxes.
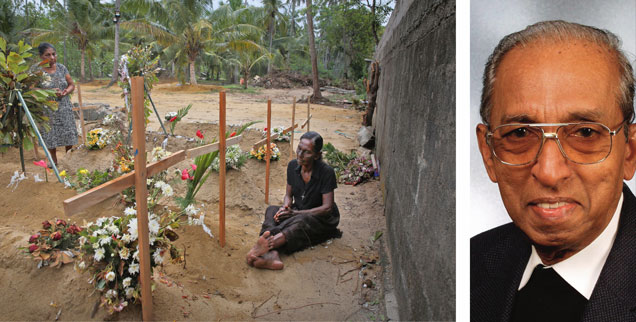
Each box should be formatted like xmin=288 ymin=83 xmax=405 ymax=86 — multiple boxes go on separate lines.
xmin=306 ymin=99 xmax=310 ymax=132
xmin=131 ymin=76 xmax=152 ymax=321
xmin=265 ymin=99 xmax=271 ymax=204
xmin=219 ymin=91 xmax=226 ymax=248
xmin=290 ymin=97 xmax=296 ymax=158
xmin=76 ymin=82 xmax=87 ymax=144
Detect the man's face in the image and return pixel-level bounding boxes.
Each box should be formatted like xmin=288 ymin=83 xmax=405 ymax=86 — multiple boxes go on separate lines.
xmin=477 ymin=39 xmax=636 ymax=258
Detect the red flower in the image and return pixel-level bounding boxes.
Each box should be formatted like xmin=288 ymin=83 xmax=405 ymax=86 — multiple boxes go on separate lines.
xmin=169 ymin=116 xmax=177 ymax=122
xmin=52 ymin=231 xmax=62 ymax=241
xmin=28 ymin=244 xmax=39 ymax=253
xmin=56 ymin=219 xmax=67 ymax=227
xmin=264 ymin=127 xmax=268 ymax=132
xmin=42 ymin=221 xmax=51 ymax=229
xmin=33 ymin=160 xmax=47 ymax=168
xmin=230 ymin=132 xmax=236 ymax=137
xmin=29 ymin=234 xmax=40 ymax=243
xmin=196 ymin=130 xmax=204 ymax=139
xmin=66 ymin=224 xmax=81 ymax=234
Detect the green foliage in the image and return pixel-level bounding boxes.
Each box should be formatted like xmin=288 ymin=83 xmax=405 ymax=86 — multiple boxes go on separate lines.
xmin=73 ymin=168 xmax=117 ymax=192
xmin=0 ymin=37 xmax=57 ymax=152
xmin=118 ymin=45 xmax=160 ymax=123
xmin=323 ymin=142 xmax=355 ymax=180
xmin=166 ymin=103 xmax=192 ymax=135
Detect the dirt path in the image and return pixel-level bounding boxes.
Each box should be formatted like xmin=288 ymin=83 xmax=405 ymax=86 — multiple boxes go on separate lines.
xmin=0 ymin=83 xmax=388 ymax=320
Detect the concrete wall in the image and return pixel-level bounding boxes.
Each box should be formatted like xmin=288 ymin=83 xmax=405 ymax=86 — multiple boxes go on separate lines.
xmin=374 ymin=0 xmax=455 ymax=320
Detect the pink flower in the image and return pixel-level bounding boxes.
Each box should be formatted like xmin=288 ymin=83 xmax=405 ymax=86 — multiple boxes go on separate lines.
xmin=33 ymin=160 xmax=47 ymax=168
xmin=169 ymin=116 xmax=177 ymax=122
xmin=28 ymin=244 xmax=39 ymax=253
xmin=181 ymin=168 xmax=192 ymax=181
xmin=196 ymin=130 xmax=204 ymax=139
xmin=190 ymin=164 xmax=197 ymax=171
xmin=42 ymin=221 xmax=51 ymax=229
xmin=29 ymin=234 xmax=39 ymax=243
xmin=52 ymin=231 xmax=62 ymax=241
xmin=56 ymin=219 xmax=67 ymax=227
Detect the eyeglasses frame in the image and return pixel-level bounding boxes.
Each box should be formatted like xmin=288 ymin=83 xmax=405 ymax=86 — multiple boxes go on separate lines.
xmin=485 ymin=121 xmax=626 ymax=166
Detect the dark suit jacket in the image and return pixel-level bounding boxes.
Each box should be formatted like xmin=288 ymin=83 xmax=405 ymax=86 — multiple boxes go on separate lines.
xmin=471 ymin=185 xmax=636 ymax=321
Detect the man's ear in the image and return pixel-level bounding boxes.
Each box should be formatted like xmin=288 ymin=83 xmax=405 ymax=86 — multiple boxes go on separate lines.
xmin=476 ymin=124 xmax=499 ymax=183
xmin=622 ymin=123 xmax=636 ymax=180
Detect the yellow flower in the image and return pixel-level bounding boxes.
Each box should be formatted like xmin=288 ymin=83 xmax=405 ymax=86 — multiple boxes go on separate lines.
xmin=59 ymin=170 xmax=67 ymax=177
xmin=79 ymin=169 xmax=89 ymax=175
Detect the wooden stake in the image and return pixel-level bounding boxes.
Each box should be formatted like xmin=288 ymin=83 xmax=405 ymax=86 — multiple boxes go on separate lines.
xmin=131 ymin=76 xmax=152 ymax=321
xmin=76 ymin=82 xmax=87 ymax=144
xmin=219 ymin=91 xmax=226 ymax=248
xmin=265 ymin=99 xmax=271 ymax=204
xmin=290 ymin=97 xmax=296 ymax=158
xmin=307 ymin=99 xmax=310 ymax=132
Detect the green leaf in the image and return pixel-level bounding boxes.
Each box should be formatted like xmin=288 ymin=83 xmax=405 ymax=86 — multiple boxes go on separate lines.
xmin=7 ymin=52 xmax=22 ymax=64
xmin=0 ymin=38 xmax=5 ymax=52
xmin=16 ymin=73 xmax=27 ymax=82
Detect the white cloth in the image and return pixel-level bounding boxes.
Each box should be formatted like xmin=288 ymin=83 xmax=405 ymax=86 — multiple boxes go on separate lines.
xmin=518 ymin=193 xmax=623 ymax=299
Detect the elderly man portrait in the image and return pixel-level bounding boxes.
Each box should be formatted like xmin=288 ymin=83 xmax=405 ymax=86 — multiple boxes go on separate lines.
xmin=471 ymin=20 xmax=636 ymax=321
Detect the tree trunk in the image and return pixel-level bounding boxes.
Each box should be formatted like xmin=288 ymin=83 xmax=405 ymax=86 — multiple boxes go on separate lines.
xmin=306 ymin=0 xmax=322 ymax=100
xmin=371 ymin=0 xmax=379 ymax=46
xmin=80 ymin=48 xmax=86 ymax=82
xmin=108 ymin=0 xmax=121 ymax=87
xmin=189 ymin=61 xmax=197 ymax=85
xmin=290 ymin=0 xmax=296 ymax=36
xmin=267 ymin=19 xmax=274 ymax=74
xmin=88 ymin=54 xmax=93 ymax=81
xmin=243 ymin=70 xmax=249 ymax=89
xmin=364 ymin=61 xmax=380 ymax=126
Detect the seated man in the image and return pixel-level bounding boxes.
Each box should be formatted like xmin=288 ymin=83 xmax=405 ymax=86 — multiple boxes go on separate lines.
xmin=472 ymin=21 xmax=636 ymax=321
xmin=246 ymin=131 xmax=341 ymax=270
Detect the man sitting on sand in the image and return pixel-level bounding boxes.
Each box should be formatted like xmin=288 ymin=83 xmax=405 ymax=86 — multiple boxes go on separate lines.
xmin=246 ymin=131 xmax=342 ymax=270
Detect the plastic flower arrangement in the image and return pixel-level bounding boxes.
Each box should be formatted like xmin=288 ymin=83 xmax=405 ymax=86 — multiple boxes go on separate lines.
xmin=211 ymin=145 xmax=247 ymax=171
xmin=87 ymin=128 xmax=110 ymax=150
xmin=25 ymin=219 xmax=83 ymax=268
xmin=102 ymin=114 xmax=116 ymax=126
xmin=75 ymin=209 xmax=181 ymax=314
xmin=150 ymin=146 xmax=170 ymax=162
xmin=112 ymin=141 xmax=134 ymax=174
xmin=340 ymin=155 xmax=376 ymax=185
xmin=263 ymin=126 xmax=291 ymax=142
xmin=249 ymin=143 xmax=280 ymax=161
xmin=164 ymin=104 xmax=192 ymax=135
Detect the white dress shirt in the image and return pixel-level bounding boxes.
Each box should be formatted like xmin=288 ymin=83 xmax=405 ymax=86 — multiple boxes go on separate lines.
xmin=518 ymin=193 xmax=623 ymax=299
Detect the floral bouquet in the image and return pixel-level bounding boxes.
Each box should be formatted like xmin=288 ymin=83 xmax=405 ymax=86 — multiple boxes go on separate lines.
xmin=112 ymin=141 xmax=134 ymax=174
xmin=249 ymin=143 xmax=280 ymax=161
xmin=211 ymin=145 xmax=247 ymax=171
xmin=165 ymin=104 xmax=192 ymax=135
xmin=74 ymin=168 xmax=117 ymax=192
xmin=87 ymin=128 xmax=110 ymax=150
xmin=25 ymin=219 xmax=83 ymax=268
xmin=263 ymin=126 xmax=291 ymax=142
xmin=340 ymin=155 xmax=376 ymax=185
xmin=75 ymin=208 xmax=180 ymax=314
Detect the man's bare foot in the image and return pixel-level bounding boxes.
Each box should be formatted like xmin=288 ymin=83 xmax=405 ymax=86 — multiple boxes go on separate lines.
xmin=246 ymin=231 xmax=271 ymax=265
xmin=253 ymin=250 xmax=284 ymax=270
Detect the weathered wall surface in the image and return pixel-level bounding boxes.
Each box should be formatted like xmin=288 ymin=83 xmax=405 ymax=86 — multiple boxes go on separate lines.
xmin=374 ymin=0 xmax=455 ymax=320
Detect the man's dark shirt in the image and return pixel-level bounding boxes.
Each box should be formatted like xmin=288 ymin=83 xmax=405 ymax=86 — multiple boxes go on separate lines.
xmin=287 ymin=158 xmax=340 ymax=219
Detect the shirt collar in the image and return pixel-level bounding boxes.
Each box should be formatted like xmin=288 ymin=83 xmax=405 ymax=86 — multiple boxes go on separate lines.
xmin=518 ymin=192 xmax=623 ymax=299
xmin=294 ymin=159 xmax=320 ymax=179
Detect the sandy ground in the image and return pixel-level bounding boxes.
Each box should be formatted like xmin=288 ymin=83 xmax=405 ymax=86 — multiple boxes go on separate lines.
xmin=0 ymin=82 xmax=389 ymax=321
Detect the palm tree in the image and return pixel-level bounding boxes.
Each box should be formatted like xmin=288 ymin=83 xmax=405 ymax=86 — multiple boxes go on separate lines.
xmin=305 ymin=0 xmax=322 ymax=99
xmin=261 ymin=0 xmax=286 ymax=74
xmin=107 ymin=0 xmax=121 ymax=86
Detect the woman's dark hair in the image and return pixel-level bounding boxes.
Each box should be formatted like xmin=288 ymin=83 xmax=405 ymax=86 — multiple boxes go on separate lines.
xmin=37 ymin=42 xmax=55 ymax=56
xmin=300 ymin=131 xmax=323 ymax=158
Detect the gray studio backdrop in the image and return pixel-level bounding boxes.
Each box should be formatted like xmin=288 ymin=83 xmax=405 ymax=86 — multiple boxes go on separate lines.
xmin=470 ymin=0 xmax=636 ymax=236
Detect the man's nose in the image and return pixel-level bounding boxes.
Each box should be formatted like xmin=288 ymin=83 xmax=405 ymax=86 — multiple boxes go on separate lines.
xmin=530 ymin=138 xmax=572 ymax=188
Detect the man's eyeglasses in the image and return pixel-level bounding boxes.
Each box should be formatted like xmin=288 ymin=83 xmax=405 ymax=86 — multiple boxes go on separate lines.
xmin=486 ymin=122 xmax=625 ymax=166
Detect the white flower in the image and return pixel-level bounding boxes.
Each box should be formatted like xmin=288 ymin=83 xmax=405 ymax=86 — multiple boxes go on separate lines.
xmin=106 ymin=224 xmax=119 ymax=235
xmin=106 ymin=289 xmax=117 ymax=299
xmin=161 ymin=184 xmax=173 ymax=197
xmin=78 ymin=236 xmax=87 ymax=246
xmin=105 ymin=271 xmax=116 ymax=281
xmin=99 ymin=236 xmax=112 ymax=246
xmin=92 ymin=242 xmax=100 ymax=249
xmin=149 ymin=219 xmax=160 ymax=235
xmin=128 ymin=262 xmax=139 ymax=275
xmin=122 ymin=277 xmax=132 ymax=288
xmin=133 ymin=249 xmax=139 ymax=260
xmin=125 ymin=287 xmax=135 ymax=299
xmin=154 ymin=181 xmax=165 ymax=189
xmin=127 ymin=218 xmax=138 ymax=241
xmin=78 ymin=261 xmax=86 ymax=269
xmin=124 ymin=207 xmax=136 ymax=216
xmin=94 ymin=248 xmax=106 ymax=261
xmin=121 ymin=234 xmax=132 ymax=243
xmin=153 ymin=248 xmax=164 ymax=264
xmin=185 ymin=204 xmax=199 ymax=216
xmin=119 ymin=247 xmax=130 ymax=260
xmin=146 ymin=179 xmax=153 ymax=185
xmin=149 ymin=235 xmax=156 ymax=245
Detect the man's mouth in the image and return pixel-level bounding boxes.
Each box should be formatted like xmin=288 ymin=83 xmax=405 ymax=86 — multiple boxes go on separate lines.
xmin=529 ymin=199 xmax=577 ymax=219
xmin=536 ymin=201 xmax=569 ymax=209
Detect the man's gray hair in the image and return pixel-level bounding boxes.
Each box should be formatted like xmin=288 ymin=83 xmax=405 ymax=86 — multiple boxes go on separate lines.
xmin=480 ymin=20 xmax=635 ymax=126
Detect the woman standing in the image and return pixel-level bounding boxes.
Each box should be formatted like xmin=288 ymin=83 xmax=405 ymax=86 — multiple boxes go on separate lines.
xmin=246 ymin=131 xmax=342 ymax=270
xmin=36 ymin=42 xmax=77 ymax=166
